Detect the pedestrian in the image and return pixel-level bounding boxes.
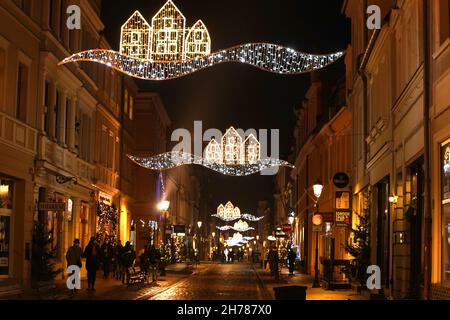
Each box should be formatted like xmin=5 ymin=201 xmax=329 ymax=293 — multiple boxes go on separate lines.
xmin=66 ymin=239 xmax=83 ymax=293
xmin=121 ymin=241 xmax=136 ymax=285
xmin=268 ymin=245 xmax=279 ymax=280
xmin=83 ymin=237 xmax=101 ymax=291
xmin=101 ymin=238 xmax=113 ymax=278
xmin=113 ymin=240 xmax=123 ymax=280
xmin=149 ymin=245 xmax=161 ymax=281
xmin=287 ymin=248 xmax=296 ymax=275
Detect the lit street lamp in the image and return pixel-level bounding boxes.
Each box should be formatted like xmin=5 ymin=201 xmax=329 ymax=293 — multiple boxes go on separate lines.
xmin=157 ymin=199 xmax=170 ymax=276
xmin=311 ymin=179 xmax=323 ymax=288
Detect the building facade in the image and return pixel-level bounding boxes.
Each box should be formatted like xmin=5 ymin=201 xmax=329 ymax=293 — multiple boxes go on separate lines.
xmin=289 ymin=70 xmax=351 ymax=279
xmin=343 ymin=0 xmax=450 ymax=299
xmin=0 ymin=0 xmax=172 ymax=295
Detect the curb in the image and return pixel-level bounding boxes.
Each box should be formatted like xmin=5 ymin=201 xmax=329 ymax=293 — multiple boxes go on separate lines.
xmin=251 ymin=264 xmax=274 ymax=300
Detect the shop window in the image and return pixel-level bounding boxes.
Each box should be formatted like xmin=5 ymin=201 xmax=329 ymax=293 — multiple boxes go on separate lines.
xmin=0 ymin=179 xmax=13 ymax=277
xmin=47 ymin=211 xmax=62 ymax=259
xmin=442 ymin=141 xmax=450 ymax=282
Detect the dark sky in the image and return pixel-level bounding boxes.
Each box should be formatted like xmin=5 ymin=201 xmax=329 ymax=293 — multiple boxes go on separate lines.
xmin=101 ymin=0 xmax=349 ymax=213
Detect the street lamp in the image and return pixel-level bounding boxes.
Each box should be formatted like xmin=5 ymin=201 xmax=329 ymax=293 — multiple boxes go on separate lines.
xmin=311 ymin=179 xmax=323 ymax=288
xmin=196 ymin=221 xmax=202 ymax=262
xmin=157 ymin=199 xmax=170 ymax=276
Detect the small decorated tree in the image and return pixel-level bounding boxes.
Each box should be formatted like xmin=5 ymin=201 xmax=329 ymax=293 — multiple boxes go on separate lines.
xmin=345 ymin=211 xmax=370 ymax=287
xmin=31 ymin=221 xmax=62 ymax=285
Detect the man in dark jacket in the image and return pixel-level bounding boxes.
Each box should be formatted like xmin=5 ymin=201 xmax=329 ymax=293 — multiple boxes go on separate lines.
xmin=120 ymin=241 xmax=136 ymax=285
xmin=287 ymin=248 xmax=296 ymax=275
xmin=83 ymin=237 xmax=100 ymax=291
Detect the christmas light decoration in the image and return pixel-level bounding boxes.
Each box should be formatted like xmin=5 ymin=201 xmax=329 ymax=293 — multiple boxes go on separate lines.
xmin=127 ymin=126 xmax=289 ymax=176
xmin=60 ymin=0 xmax=344 ymax=79
xmin=96 ymin=202 xmax=118 ymax=241
xmin=60 ymin=45 xmax=344 ymax=81
xmin=216 ymin=219 xmax=255 ymax=232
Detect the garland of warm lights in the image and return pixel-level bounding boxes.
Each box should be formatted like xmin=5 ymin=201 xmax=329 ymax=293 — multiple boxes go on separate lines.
xmin=211 ymin=202 xmax=264 ymax=222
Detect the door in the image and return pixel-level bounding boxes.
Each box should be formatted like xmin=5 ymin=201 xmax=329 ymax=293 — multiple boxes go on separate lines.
xmin=376 ymin=178 xmax=390 ymax=289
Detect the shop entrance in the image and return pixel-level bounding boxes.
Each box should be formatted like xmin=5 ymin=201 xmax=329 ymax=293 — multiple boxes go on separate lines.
xmin=376 ymin=177 xmax=390 ymax=290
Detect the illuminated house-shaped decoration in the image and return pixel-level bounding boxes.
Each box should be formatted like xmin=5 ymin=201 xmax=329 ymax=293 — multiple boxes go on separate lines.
xmin=120 ymin=11 xmax=151 ymax=59
xmin=185 ymin=20 xmax=211 ymax=60
xmin=151 ymin=0 xmax=186 ymax=62
xmin=222 ymin=127 xmax=244 ymax=165
xmin=217 ymin=204 xmax=225 ymax=216
xmin=244 ymin=134 xmax=260 ymax=164
xmin=205 ymin=138 xmax=223 ymax=163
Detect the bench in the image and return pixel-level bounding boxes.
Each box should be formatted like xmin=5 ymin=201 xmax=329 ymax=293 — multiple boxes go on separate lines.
xmin=127 ymin=267 xmax=146 ymax=288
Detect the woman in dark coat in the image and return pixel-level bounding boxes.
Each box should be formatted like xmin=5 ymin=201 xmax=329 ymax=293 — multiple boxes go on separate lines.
xmin=83 ymin=237 xmax=101 ymax=291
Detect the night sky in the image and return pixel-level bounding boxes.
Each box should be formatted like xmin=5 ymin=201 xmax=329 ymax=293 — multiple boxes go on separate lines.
xmin=101 ymin=0 xmax=350 ymax=213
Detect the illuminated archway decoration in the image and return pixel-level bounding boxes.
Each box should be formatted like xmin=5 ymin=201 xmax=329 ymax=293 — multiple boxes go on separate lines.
xmin=128 ymin=127 xmax=294 ymax=176
xmin=59 ymin=0 xmax=344 ymax=80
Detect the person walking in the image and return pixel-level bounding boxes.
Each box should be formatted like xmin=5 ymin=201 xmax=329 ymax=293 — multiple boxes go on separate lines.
xmin=287 ymin=248 xmax=296 ymax=275
xmin=113 ymin=240 xmax=123 ymax=280
xmin=121 ymin=241 xmax=135 ymax=285
xmin=83 ymin=237 xmax=101 ymax=291
xmin=100 ymin=238 xmax=113 ymax=279
xmin=268 ymin=245 xmax=280 ymax=280
xmin=66 ymin=239 xmax=83 ymax=293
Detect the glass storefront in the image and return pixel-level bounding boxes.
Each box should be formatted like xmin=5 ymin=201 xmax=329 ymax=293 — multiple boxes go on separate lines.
xmin=0 ymin=179 xmax=13 ymax=277
xmin=442 ymin=142 xmax=450 ymax=282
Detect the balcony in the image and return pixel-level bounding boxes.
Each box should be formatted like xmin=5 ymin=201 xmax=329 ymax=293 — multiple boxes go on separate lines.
xmin=37 ymin=135 xmax=94 ymax=182
xmin=0 ymin=111 xmax=37 ymax=155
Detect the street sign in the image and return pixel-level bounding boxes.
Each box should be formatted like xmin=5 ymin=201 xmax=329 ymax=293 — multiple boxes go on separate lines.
xmin=312 ymin=214 xmax=323 ymax=226
xmin=312 ymin=225 xmax=323 ymax=232
xmin=333 ymin=172 xmax=350 ymax=189
xmin=173 ymin=225 xmax=186 ymax=234
xmin=38 ymin=202 xmax=66 ymax=211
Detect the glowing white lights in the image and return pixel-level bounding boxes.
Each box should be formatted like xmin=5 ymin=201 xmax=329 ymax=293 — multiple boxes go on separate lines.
xmin=127 ymin=151 xmax=294 ymax=176
xmin=60 ymin=46 xmax=344 ymax=81
xmin=211 ymin=202 xmax=264 ymax=222
xmin=216 ymin=219 xmax=255 ymax=232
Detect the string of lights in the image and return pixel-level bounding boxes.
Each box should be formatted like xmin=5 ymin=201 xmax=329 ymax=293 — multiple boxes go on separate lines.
xmin=216 ymin=220 xmax=255 ymax=232
xmin=127 ymin=151 xmax=294 ymax=176
xmin=60 ymin=45 xmax=344 ymax=81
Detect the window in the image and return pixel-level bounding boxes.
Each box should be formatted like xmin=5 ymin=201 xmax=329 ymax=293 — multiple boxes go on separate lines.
xmin=46 ymin=211 xmax=61 ymax=259
xmin=123 ymin=89 xmax=129 ymax=115
xmin=65 ymin=98 xmax=70 ymax=144
xmin=55 ymin=90 xmax=60 ymax=139
xmin=44 ymin=81 xmax=50 ymax=134
xmin=79 ymin=203 xmax=89 ymax=250
xmin=0 ymin=179 xmax=13 ymax=277
xmin=129 ymin=95 xmax=134 ymax=120
xmin=16 ymin=63 xmax=28 ymax=122
xmin=442 ymin=141 xmax=450 ymax=282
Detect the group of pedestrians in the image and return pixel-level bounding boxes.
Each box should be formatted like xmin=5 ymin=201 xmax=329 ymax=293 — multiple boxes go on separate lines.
xmin=65 ymin=236 xmax=144 ymax=291
xmin=267 ymin=245 xmax=297 ymax=279
xmin=138 ymin=245 xmax=162 ymax=282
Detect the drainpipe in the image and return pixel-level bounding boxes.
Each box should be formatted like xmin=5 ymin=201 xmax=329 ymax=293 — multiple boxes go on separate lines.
xmin=422 ymin=0 xmax=432 ymax=300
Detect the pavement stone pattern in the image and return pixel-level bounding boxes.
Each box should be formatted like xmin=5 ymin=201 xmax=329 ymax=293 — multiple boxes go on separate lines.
xmin=11 ymin=262 xmax=368 ymax=300
xmin=151 ymin=263 xmax=264 ymax=300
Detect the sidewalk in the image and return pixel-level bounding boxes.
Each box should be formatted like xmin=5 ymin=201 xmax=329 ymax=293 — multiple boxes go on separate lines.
xmin=254 ymin=264 xmax=367 ymax=300
xmin=16 ymin=263 xmax=201 ymax=300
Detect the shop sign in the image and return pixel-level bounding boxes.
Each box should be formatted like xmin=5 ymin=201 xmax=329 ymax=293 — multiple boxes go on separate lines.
xmin=173 ymin=225 xmax=185 ymax=235
xmin=335 ymin=209 xmax=352 ymax=227
xmin=333 ymin=172 xmax=350 ymax=189
xmin=38 ymin=202 xmax=66 ymax=212
xmin=99 ymin=191 xmax=112 ymax=205
xmin=281 ymin=224 xmax=292 ymax=232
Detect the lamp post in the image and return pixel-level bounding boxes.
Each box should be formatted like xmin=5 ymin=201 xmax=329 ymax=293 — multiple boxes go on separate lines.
xmin=197 ymin=221 xmax=202 ymax=262
xmin=312 ymin=179 xmax=323 ymax=288
xmin=211 ymin=232 xmax=216 ymax=261
xmin=157 ymin=200 xmax=170 ymax=276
